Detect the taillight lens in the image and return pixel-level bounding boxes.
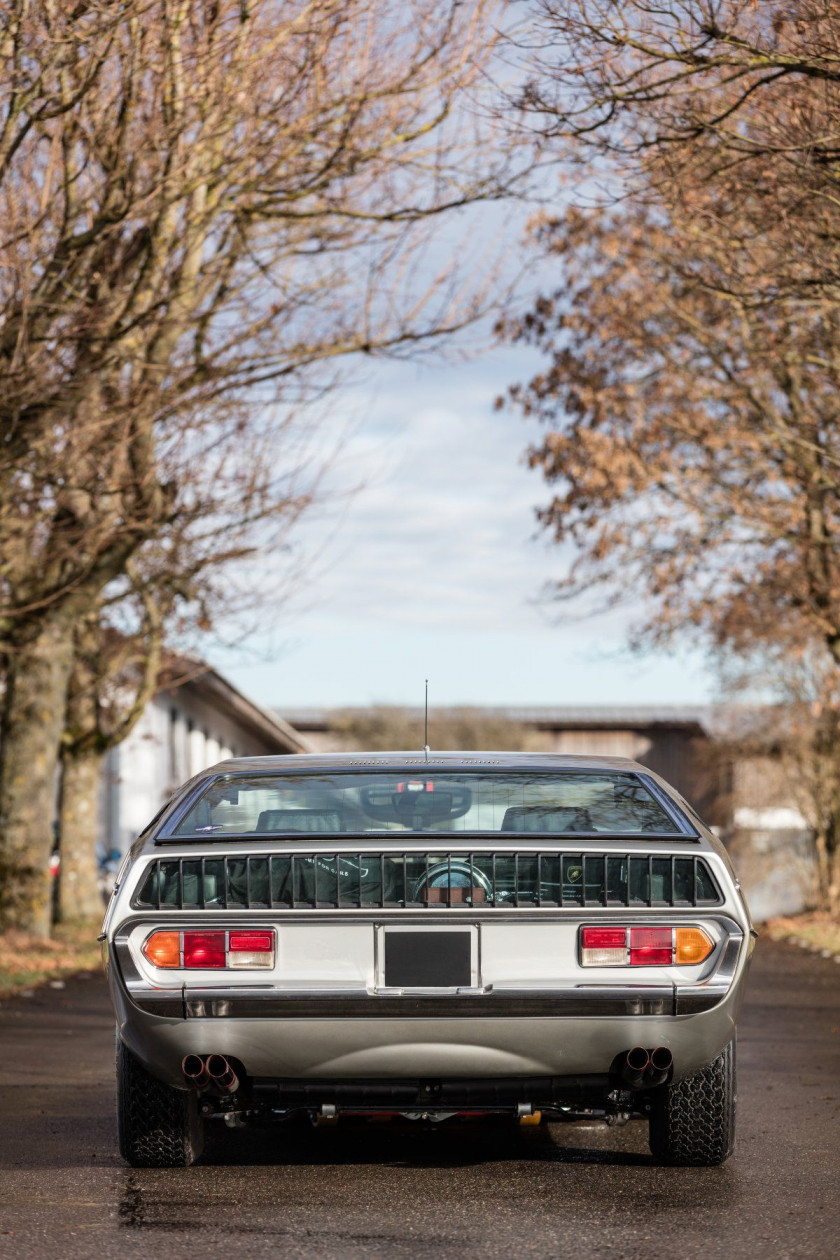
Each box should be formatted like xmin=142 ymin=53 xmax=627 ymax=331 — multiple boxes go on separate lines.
xmin=143 ymin=930 xmax=180 ymax=968
xmin=229 ymin=930 xmax=274 ymax=969
xmin=580 ymin=925 xmax=715 ymax=967
xmin=183 ymin=931 xmax=226 ymax=968
xmin=629 ymin=926 xmax=672 ymax=966
xmin=142 ymin=929 xmax=275 ymax=970
xmin=580 ymin=926 xmax=628 ymax=965
xmin=674 ymin=926 xmax=713 ymax=965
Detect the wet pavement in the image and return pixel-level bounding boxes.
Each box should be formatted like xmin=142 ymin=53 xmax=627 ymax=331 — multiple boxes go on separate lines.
xmin=0 ymin=938 xmax=838 ymax=1258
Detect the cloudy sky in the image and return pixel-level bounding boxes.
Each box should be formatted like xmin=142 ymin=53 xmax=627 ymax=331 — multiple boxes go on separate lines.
xmin=214 ymin=339 xmax=715 ymax=712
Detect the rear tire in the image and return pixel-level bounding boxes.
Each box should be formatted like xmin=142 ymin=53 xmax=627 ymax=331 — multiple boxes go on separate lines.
xmin=116 ymin=1038 xmax=204 ymax=1167
xmin=648 ymin=1038 xmax=736 ymax=1166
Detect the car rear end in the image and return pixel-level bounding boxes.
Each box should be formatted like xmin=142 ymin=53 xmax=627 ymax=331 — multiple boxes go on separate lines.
xmin=105 ymin=754 xmax=754 ymax=1167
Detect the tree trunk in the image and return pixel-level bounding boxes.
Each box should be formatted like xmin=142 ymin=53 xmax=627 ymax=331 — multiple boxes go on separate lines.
xmin=826 ymin=825 xmax=840 ymax=918
xmin=0 ymin=611 xmax=76 ymax=936
xmin=57 ymin=746 xmax=106 ymax=922
xmin=831 ymin=850 xmax=840 ymax=918
xmin=813 ymin=823 xmax=840 ymax=916
xmin=814 ymin=831 xmax=831 ymax=912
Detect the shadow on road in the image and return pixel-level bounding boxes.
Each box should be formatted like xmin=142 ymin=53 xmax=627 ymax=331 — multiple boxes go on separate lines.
xmin=202 ymin=1116 xmax=656 ymax=1169
xmin=113 ymin=1121 xmax=739 ymax=1242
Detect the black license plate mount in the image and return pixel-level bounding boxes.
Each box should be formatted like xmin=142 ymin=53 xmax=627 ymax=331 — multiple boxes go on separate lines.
xmin=382 ymin=930 xmax=473 ymax=989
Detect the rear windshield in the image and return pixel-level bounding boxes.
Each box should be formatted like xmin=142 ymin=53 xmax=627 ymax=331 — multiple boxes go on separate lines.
xmin=169 ymin=771 xmax=684 ymax=837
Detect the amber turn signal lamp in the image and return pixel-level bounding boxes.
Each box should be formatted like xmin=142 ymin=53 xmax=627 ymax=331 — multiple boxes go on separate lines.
xmin=142 ymin=930 xmax=180 ymax=968
xmin=674 ymin=926 xmax=713 ymax=965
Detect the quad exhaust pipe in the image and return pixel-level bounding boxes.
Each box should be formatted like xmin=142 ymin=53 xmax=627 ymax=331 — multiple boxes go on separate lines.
xmin=619 ymin=1046 xmax=673 ymax=1089
xmin=620 ymin=1046 xmax=650 ymax=1087
xmin=181 ymin=1053 xmax=239 ymax=1095
xmin=182 ymin=1053 xmax=211 ymax=1090
xmin=645 ymin=1046 xmax=673 ymax=1088
xmin=207 ymin=1054 xmax=239 ymax=1094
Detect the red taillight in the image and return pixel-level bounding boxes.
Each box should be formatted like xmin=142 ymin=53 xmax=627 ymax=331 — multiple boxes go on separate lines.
xmin=581 ymin=927 xmax=627 ymax=949
xmin=229 ymin=930 xmax=275 ymax=969
xmin=182 ymin=931 xmax=226 ymax=968
xmin=629 ymin=927 xmax=672 ymax=966
xmin=143 ymin=929 xmax=275 ymax=970
xmin=580 ymin=924 xmax=714 ymax=967
xmin=229 ymin=931 xmax=273 ymax=952
xmin=580 ymin=925 xmax=628 ymax=966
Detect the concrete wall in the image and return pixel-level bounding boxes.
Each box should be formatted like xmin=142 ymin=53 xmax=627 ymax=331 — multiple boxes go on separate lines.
xmin=727 ymin=827 xmax=815 ymax=922
xmin=721 ymin=755 xmax=816 ymax=921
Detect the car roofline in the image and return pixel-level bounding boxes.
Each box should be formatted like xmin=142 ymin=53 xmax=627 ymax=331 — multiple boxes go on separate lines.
xmin=195 ymin=750 xmax=652 ymax=776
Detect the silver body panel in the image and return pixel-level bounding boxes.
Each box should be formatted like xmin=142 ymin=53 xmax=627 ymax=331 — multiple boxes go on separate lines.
xmin=104 ymin=752 xmax=754 ymax=1094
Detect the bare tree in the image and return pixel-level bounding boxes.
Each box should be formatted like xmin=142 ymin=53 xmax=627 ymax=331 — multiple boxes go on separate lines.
xmin=521 ymin=2 xmax=840 ymax=154
xmin=498 ymin=1 xmax=840 ymax=912
xmin=56 ymin=594 xmax=163 ymax=923
xmin=714 ymin=650 xmax=840 ymax=913
xmin=55 ymin=424 xmax=314 ymax=922
xmin=0 ymin=0 xmax=520 ymax=933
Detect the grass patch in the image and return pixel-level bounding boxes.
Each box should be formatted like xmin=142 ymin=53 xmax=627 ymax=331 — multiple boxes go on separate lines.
xmin=766 ymin=911 xmax=840 ymax=957
xmin=0 ymin=919 xmax=103 ymax=998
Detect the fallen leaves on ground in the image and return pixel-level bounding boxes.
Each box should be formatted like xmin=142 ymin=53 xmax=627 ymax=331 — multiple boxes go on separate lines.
xmin=0 ymin=920 xmax=103 ymax=998
xmin=765 ymin=912 xmax=840 ymax=957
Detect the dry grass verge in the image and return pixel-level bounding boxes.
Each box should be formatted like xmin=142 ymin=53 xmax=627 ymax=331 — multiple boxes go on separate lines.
xmin=0 ymin=920 xmax=103 ymax=998
xmin=765 ymin=911 xmax=840 ymax=960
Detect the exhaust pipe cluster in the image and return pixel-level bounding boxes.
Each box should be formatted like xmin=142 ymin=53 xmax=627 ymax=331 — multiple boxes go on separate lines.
xmin=182 ymin=1053 xmax=239 ymax=1095
xmin=619 ymin=1046 xmax=673 ymax=1089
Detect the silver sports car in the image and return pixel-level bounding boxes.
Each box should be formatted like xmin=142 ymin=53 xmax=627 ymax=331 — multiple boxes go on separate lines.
xmin=103 ymin=751 xmax=754 ymax=1167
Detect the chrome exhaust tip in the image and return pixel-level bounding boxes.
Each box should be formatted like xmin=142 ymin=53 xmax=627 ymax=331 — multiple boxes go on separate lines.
xmin=206 ymin=1053 xmax=239 ymax=1094
xmin=620 ymin=1046 xmax=651 ymax=1088
xmin=182 ymin=1053 xmax=210 ymax=1090
xmin=645 ymin=1046 xmax=673 ymax=1087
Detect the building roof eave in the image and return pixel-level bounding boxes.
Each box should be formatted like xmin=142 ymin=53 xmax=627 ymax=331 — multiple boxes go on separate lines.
xmin=157 ymin=657 xmax=311 ymax=754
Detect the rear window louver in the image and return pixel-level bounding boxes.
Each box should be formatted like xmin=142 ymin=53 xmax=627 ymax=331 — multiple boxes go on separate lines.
xmin=132 ymin=851 xmax=721 ymax=910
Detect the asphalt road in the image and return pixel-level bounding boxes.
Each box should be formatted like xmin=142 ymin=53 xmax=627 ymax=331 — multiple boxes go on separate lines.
xmin=0 ymin=938 xmax=838 ymax=1260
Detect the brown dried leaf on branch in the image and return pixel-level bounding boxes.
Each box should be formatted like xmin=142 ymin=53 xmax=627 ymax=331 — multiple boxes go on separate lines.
xmin=503 ymin=0 xmax=840 ymax=663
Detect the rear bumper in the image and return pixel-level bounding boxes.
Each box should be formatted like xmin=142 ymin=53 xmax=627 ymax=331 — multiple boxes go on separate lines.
xmin=131 ymin=985 xmax=725 ymax=1020
xmin=108 ymin=929 xmax=750 ymax=1088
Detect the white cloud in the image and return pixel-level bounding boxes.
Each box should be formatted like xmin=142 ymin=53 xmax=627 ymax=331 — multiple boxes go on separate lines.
xmin=211 ymin=348 xmax=714 ymax=708
xmin=288 ymin=352 xmax=561 ymax=633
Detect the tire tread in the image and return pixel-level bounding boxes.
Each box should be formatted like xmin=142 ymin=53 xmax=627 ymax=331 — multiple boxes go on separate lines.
xmin=117 ymin=1038 xmax=203 ymax=1167
xmin=648 ymin=1038 xmax=736 ymax=1166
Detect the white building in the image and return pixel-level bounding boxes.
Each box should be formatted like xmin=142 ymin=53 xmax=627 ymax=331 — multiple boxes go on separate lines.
xmin=102 ymin=662 xmax=308 ymax=856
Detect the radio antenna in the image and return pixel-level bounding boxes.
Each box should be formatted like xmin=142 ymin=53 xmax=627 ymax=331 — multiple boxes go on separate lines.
xmin=423 ymin=679 xmax=430 ymax=762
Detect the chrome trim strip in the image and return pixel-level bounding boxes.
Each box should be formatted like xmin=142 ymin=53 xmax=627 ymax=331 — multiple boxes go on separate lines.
xmin=635 ymin=773 xmax=697 ymax=836
xmin=177 ymin=985 xmax=677 ymax=1019
xmin=117 ymin=903 xmax=733 ymax=931
xmin=674 ymin=929 xmax=744 ymax=1015
xmin=154 ymin=832 xmax=696 ymax=847
xmin=131 ymin=985 xmax=730 ymax=1020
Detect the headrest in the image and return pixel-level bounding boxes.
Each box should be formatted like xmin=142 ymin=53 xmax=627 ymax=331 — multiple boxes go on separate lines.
xmin=501 ymin=805 xmax=593 ymax=832
xmin=255 ymin=809 xmax=341 ymax=833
